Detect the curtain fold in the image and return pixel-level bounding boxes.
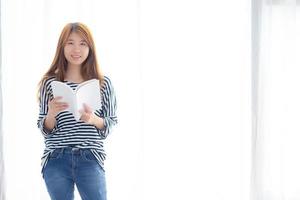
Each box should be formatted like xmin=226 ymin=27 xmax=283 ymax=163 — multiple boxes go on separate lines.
xmin=252 ymin=0 xmax=300 ymax=199
xmin=0 ymin=0 xmax=6 ymax=198
xmin=1 ymin=0 xmax=252 ymax=199
xmin=1 ymin=1 xmax=141 ymax=199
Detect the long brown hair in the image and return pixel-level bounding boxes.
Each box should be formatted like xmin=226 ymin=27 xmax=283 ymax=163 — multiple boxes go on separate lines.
xmin=37 ymin=22 xmax=104 ymax=102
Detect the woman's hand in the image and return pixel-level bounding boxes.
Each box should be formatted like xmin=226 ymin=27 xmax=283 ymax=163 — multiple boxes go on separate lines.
xmin=79 ymin=103 xmax=97 ymax=125
xmin=47 ymin=96 xmax=69 ymax=118
xmin=44 ymin=96 xmax=68 ymax=132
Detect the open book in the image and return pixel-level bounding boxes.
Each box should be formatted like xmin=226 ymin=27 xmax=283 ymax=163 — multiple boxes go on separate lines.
xmin=51 ymin=79 xmax=101 ymax=121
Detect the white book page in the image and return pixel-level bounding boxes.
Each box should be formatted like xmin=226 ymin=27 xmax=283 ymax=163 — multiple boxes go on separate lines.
xmin=76 ymin=79 xmax=101 ymax=117
xmin=51 ymin=81 xmax=77 ymax=117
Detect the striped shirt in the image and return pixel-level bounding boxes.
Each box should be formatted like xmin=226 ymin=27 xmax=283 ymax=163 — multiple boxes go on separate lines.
xmin=37 ymin=76 xmax=117 ymax=173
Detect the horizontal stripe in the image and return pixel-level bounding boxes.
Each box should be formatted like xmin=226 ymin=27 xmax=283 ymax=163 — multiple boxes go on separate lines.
xmin=37 ymin=76 xmax=117 ymax=173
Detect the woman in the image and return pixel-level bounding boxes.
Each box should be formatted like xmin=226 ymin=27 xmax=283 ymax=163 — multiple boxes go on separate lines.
xmin=37 ymin=22 xmax=117 ymax=200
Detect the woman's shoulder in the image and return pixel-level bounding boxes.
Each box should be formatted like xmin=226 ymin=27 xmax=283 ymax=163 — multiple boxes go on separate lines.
xmin=102 ymin=75 xmax=113 ymax=86
xmin=102 ymin=75 xmax=110 ymax=82
xmin=44 ymin=76 xmax=56 ymax=82
xmin=101 ymin=75 xmax=115 ymax=92
xmin=42 ymin=76 xmax=57 ymax=90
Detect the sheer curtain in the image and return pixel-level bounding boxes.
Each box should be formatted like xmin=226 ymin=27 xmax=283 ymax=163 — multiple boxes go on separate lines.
xmin=0 ymin=1 xmax=5 ymax=199
xmin=1 ymin=0 xmax=142 ymax=200
xmin=252 ymin=0 xmax=300 ymax=199
xmin=140 ymin=0 xmax=251 ymax=199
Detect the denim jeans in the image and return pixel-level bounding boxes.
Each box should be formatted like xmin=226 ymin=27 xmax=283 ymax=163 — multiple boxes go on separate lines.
xmin=42 ymin=147 xmax=107 ymax=200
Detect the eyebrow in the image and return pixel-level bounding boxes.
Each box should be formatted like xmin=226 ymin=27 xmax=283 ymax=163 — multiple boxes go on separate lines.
xmin=67 ymin=39 xmax=86 ymax=42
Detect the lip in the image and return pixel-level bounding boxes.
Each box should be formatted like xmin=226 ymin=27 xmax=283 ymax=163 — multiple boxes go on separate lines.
xmin=71 ymin=55 xmax=81 ymax=58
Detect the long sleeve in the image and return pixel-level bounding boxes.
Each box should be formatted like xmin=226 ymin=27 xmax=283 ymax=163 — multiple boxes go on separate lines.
xmin=94 ymin=77 xmax=118 ymax=139
xmin=37 ymin=78 xmax=58 ymax=138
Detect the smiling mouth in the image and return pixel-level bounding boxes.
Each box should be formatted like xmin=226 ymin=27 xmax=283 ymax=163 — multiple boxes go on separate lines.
xmin=71 ymin=55 xmax=81 ymax=58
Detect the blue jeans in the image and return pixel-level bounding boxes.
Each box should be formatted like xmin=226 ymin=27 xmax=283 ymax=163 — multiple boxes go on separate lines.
xmin=42 ymin=147 xmax=107 ymax=200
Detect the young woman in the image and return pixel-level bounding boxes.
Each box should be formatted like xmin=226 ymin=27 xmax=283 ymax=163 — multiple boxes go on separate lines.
xmin=37 ymin=22 xmax=117 ymax=200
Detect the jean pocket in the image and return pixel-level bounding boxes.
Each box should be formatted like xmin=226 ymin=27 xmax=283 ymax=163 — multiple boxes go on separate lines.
xmin=83 ymin=150 xmax=96 ymax=162
xmin=49 ymin=149 xmax=62 ymax=160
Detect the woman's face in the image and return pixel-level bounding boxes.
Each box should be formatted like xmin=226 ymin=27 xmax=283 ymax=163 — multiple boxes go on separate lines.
xmin=64 ymin=32 xmax=89 ymax=67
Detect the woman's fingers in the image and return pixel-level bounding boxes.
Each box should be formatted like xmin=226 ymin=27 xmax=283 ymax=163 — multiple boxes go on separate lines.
xmin=83 ymin=103 xmax=92 ymax=113
xmin=51 ymin=96 xmax=63 ymax=103
xmin=58 ymin=103 xmax=69 ymax=109
xmin=49 ymin=97 xmax=69 ymax=112
xmin=51 ymin=97 xmax=68 ymax=107
xmin=53 ymin=102 xmax=68 ymax=109
xmin=55 ymin=102 xmax=69 ymax=107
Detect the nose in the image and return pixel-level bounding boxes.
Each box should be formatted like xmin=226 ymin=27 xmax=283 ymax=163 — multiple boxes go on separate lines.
xmin=73 ymin=46 xmax=81 ymax=52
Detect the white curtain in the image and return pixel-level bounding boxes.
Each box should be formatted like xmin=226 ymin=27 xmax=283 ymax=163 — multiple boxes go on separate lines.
xmin=1 ymin=0 xmax=142 ymax=200
xmin=0 ymin=0 xmax=6 ymax=199
xmin=133 ymin=0 xmax=251 ymax=199
xmin=252 ymin=0 xmax=300 ymax=199
xmin=1 ymin=0 xmax=251 ymax=200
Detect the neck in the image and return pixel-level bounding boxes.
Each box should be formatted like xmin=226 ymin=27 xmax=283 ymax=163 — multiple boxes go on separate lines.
xmin=65 ymin=65 xmax=84 ymax=83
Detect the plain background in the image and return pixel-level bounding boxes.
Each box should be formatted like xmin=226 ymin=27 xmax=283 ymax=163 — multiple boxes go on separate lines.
xmin=1 ymin=0 xmax=251 ymax=200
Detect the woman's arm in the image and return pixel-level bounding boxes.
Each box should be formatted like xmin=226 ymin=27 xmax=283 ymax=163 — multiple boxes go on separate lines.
xmin=80 ymin=77 xmax=118 ymax=139
xmin=37 ymin=79 xmax=68 ymax=137
xmin=80 ymin=103 xmax=105 ymax=129
xmin=95 ymin=77 xmax=118 ymax=138
xmin=37 ymin=79 xmax=57 ymax=138
xmin=44 ymin=113 xmax=57 ymax=131
xmin=91 ymin=114 xmax=105 ymax=129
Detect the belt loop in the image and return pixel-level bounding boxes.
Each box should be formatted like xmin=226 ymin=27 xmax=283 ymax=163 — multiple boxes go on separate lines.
xmin=71 ymin=147 xmax=80 ymax=154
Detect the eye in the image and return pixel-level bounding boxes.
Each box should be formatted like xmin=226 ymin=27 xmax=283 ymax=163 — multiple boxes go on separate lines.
xmin=67 ymin=42 xmax=73 ymax=45
xmin=80 ymin=42 xmax=87 ymax=46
